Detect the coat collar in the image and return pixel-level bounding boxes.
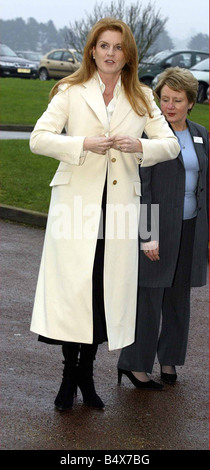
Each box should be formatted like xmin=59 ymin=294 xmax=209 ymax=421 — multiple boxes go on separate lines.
xmin=80 ymin=74 xmax=132 ymax=134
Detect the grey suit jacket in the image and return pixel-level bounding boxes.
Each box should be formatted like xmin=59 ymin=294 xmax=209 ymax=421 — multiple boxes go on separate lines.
xmin=139 ymin=119 xmax=209 ymax=288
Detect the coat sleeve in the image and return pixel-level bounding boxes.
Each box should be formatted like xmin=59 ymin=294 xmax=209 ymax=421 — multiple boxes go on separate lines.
xmin=138 ymin=88 xmax=180 ymax=167
xmin=30 ymin=85 xmax=86 ymax=166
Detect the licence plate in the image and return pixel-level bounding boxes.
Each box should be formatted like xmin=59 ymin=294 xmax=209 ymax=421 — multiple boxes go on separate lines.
xmin=17 ymin=68 xmax=31 ymax=73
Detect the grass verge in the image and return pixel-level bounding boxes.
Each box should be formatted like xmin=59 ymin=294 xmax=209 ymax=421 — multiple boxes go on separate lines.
xmin=0 ymin=77 xmax=209 ymax=129
xmin=0 ymin=140 xmax=58 ymax=213
xmin=0 ymin=78 xmax=55 ymax=125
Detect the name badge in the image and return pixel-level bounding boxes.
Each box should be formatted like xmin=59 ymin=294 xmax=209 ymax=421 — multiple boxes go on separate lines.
xmin=193 ymin=136 xmax=203 ymax=144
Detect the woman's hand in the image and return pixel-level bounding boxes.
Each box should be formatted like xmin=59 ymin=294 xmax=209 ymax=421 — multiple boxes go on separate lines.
xmin=83 ymin=136 xmax=114 ymax=155
xmin=112 ymin=136 xmax=143 ymax=153
xmin=83 ymin=135 xmax=143 ymax=154
xmin=142 ymin=241 xmax=160 ymax=261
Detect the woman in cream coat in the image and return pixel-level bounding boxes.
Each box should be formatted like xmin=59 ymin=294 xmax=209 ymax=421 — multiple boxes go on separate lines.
xmin=30 ymin=18 xmax=180 ymax=410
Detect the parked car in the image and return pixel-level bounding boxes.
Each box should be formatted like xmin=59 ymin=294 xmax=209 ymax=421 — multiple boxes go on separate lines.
xmin=15 ymin=51 xmax=42 ymax=66
xmin=138 ymin=49 xmax=209 ymax=86
xmin=0 ymin=43 xmax=38 ymax=78
xmin=38 ymin=48 xmax=82 ymax=80
xmin=190 ymin=57 xmax=209 ymax=103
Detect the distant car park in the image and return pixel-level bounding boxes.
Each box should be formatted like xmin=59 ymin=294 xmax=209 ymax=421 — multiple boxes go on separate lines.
xmin=15 ymin=51 xmax=42 ymax=66
xmin=0 ymin=43 xmax=38 ymax=78
xmin=139 ymin=49 xmax=209 ymax=86
xmin=190 ymin=57 xmax=209 ymax=102
xmin=152 ymin=56 xmax=209 ymax=104
xmin=38 ymin=48 xmax=82 ymax=80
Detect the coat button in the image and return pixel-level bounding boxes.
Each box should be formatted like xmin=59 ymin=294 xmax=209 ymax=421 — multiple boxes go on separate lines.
xmin=139 ymin=157 xmax=143 ymax=164
xmin=113 ymin=180 xmax=117 ymax=185
xmin=111 ymin=158 xmax=116 ymax=162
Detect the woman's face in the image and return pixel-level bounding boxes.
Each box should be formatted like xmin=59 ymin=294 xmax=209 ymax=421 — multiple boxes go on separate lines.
xmin=92 ymin=30 xmax=126 ymax=79
xmin=160 ymin=85 xmax=193 ymax=130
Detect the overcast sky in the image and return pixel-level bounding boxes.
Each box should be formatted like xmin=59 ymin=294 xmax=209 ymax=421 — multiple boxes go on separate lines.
xmin=1 ymin=0 xmax=209 ymax=40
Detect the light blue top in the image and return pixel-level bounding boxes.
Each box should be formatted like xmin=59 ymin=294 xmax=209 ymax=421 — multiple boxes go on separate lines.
xmin=175 ymin=128 xmax=199 ymax=220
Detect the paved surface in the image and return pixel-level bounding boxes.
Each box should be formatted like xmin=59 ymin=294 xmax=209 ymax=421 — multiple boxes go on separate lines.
xmin=0 ymin=219 xmax=209 ymax=451
xmin=0 ymin=131 xmax=31 ymax=140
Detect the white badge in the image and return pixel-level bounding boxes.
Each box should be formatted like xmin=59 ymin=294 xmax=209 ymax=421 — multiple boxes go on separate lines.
xmin=193 ymin=136 xmax=203 ymax=144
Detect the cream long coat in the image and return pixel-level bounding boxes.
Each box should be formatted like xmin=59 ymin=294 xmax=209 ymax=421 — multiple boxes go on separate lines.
xmin=29 ymin=75 xmax=180 ymax=351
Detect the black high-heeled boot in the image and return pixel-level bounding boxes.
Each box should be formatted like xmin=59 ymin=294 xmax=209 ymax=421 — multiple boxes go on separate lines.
xmin=54 ymin=343 xmax=80 ymax=411
xmin=118 ymin=368 xmax=163 ymax=390
xmin=77 ymin=344 xmax=105 ymax=409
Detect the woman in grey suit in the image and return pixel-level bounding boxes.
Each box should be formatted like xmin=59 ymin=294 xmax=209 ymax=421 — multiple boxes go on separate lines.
xmin=118 ymin=67 xmax=209 ymax=388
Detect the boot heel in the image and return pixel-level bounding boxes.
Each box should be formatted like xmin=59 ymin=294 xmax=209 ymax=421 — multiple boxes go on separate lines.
xmin=118 ymin=368 xmax=123 ymax=385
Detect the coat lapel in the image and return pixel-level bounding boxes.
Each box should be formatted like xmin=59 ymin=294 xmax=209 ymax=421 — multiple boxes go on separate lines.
xmin=169 ymin=122 xmax=184 ymax=166
xmin=110 ymin=88 xmax=132 ymax=132
xmin=170 ymin=120 xmax=204 ymax=168
xmin=80 ymin=77 xmax=109 ymax=133
xmin=187 ymin=119 xmax=205 ymax=171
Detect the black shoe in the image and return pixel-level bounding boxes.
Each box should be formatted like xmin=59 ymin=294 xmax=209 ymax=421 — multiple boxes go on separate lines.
xmin=77 ymin=366 xmax=105 ymax=409
xmin=54 ymin=363 xmax=77 ymax=411
xmin=118 ymin=368 xmax=163 ymax=390
xmin=160 ymin=366 xmax=177 ymax=385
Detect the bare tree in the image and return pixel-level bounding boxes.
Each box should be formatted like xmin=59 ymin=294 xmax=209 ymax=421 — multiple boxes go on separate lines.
xmin=64 ymin=0 xmax=167 ymax=62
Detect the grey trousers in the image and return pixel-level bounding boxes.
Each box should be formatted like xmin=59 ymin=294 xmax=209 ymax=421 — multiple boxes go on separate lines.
xmin=118 ymin=217 xmax=196 ymax=373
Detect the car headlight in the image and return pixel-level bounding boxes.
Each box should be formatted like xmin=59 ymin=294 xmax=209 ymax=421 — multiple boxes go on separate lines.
xmin=0 ymin=61 xmax=16 ymax=67
xmin=29 ymin=63 xmax=38 ymax=69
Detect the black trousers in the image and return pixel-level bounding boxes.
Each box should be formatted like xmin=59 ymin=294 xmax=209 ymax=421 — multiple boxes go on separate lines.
xmin=118 ymin=217 xmax=196 ymax=373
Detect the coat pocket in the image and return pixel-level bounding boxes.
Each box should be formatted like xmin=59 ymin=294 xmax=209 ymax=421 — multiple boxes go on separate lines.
xmin=134 ymin=181 xmax=141 ymax=196
xmin=49 ymin=171 xmax=72 ymax=187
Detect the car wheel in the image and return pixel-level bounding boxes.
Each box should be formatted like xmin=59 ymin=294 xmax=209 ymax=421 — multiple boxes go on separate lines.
xmin=197 ymin=82 xmax=207 ymax=103
xmin=39 ymin=68 xmax=49 ymax=81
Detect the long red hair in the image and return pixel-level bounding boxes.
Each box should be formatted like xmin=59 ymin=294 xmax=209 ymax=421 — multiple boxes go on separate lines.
xmin=50 ymin=17 xmax=152 ymax=117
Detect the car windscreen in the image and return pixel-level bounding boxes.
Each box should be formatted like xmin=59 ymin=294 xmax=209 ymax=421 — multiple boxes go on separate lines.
xmin=0 ymin=44 xmax=17 ymax=57
xmin=141 ymin=50 xmax=172 ymax=64
xmin=26 ymin=53 xmax=42 ymax=61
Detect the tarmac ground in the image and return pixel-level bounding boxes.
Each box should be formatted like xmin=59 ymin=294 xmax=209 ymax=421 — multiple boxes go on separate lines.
xmin=0 ymin=219 xmax=209 ymax=460
xmin=0 ymin=130 xmax=31 ymax=139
